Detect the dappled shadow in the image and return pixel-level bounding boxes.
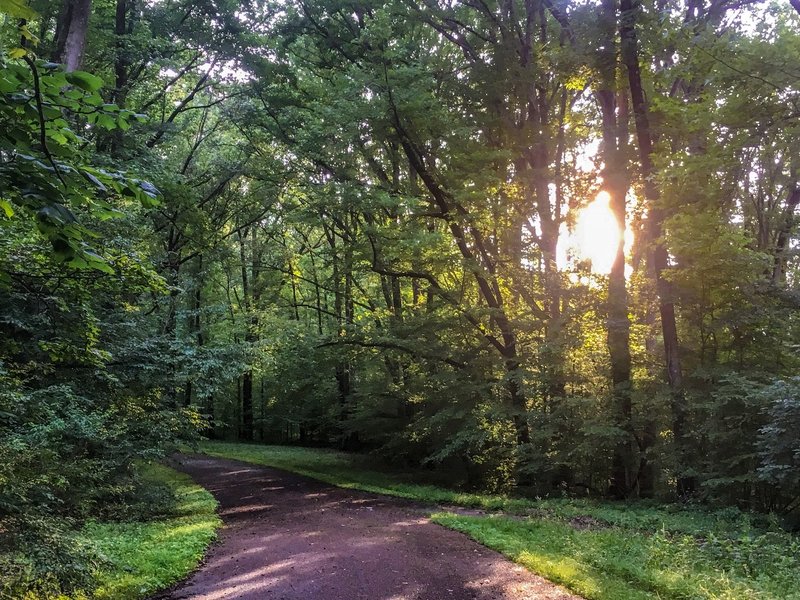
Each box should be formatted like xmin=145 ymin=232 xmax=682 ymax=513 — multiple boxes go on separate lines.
xmin=155 ymin=455 xmax=577 ymax=600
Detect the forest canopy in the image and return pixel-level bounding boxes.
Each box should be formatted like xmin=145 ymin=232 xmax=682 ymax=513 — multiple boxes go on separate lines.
xmin=1 ymin=0 xmax=800 ymax=594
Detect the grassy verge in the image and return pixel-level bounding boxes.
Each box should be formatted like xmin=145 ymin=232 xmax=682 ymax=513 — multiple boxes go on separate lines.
xmin=199 ymin=440 xmax=800 ymax=600
xmin=74 ymin=463 xmax=220 ymax=600
xmin=432 ymin=513 xmax=799 ymax=600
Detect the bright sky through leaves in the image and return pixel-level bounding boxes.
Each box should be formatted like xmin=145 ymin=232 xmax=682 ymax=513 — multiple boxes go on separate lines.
xmin=559 ymin=192 xmax=632 ymax=275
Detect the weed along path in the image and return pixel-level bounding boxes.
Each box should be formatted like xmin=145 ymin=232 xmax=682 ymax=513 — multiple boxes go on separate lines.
xmin=158 ymin=454 xmax=579 ymax=600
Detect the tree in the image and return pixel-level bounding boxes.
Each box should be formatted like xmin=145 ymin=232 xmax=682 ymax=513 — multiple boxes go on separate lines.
xmin=53 ymin=0 xmax=92 ymax=71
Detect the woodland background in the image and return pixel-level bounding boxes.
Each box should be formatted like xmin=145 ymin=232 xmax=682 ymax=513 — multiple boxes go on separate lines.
xmin=1 ymin=0 xmax=800 ymax=593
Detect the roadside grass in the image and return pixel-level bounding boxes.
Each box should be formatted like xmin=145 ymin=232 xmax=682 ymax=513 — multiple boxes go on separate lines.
xmin=432 ymin=513 xmax=799 ymax=600
xmin=199 ymin=440 xmax=800 ymax=600
xmin=75 ymin=463 xmax=220 ymax=600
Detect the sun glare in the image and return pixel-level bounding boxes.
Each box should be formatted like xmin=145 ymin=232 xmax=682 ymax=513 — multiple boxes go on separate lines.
xmin=575 ymin=192 xmax=619 ymax=274
xmin=559 ymin=192 xmax=632 ymax=276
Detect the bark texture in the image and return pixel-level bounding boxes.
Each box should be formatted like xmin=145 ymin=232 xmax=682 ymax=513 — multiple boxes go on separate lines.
xmin=54 ymin=0 xmax=93 ymax=72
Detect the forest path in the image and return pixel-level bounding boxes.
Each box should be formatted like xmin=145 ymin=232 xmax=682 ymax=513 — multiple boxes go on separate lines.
xmin=156 ymin=454 xmax=580 ymax=600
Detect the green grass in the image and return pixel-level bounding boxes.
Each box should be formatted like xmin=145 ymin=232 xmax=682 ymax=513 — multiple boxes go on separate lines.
xmin=198 ymin=440 xmax=534 ymax=509
xmin=432 ymin=514 xmax=800 ymax=600
xmin=72 ymin=463 xmax=220 ymax=600
xmin=199 ymin=440 xmax=800 ymax=600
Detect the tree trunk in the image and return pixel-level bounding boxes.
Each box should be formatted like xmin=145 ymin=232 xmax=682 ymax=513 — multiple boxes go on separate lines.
xmin=54 ymin=0 xmax=92 ymax=72
xmin=162 ymin=232 xmax=181 ymax=407
xmin=184 ymin=255 xmax=204 ymax=407
xmin=114 ymin=0 xmax=130 ymax=101
xmin=597 ymin=0 xmax=635 ymax=498
xmin=620 ymin=0 xmax=692 ymax=496
xmin=241 ymin=371 xmax=254 ymax=441
xmin=324 ymin=220 xmax=359 ymax=450
xmin=341 ymin=232 xmax=359 ymax=449
xmin=104 ymin=0 xmax=134 ymax=154
xmin=238 ymin=228 xmax=254 ymax=441
xmin=772 ymin=178 xmax=800 ymax=284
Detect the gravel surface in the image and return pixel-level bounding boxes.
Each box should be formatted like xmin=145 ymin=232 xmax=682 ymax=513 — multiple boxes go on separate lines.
xmin=156 ymin=454 xmax=581 ymax=600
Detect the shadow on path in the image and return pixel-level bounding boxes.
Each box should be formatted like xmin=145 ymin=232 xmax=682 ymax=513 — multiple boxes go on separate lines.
xmin=155 ymin=454 xmax=580 ymax=600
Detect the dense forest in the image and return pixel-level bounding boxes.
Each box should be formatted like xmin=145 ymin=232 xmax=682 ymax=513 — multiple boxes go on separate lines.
xmin=1 ymin=0 xmax=800 ymax=595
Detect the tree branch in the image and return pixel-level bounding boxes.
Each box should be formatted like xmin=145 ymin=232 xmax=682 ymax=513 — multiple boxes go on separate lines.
xmin=22 ymin=55 xmax=67 ymax=188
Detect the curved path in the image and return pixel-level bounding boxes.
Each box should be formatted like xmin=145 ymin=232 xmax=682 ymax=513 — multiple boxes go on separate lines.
xmin=158 ymin=454 xmax=579 ymax=600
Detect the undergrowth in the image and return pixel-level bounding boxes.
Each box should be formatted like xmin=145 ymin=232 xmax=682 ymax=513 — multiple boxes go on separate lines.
xmin=3 ymin=463 xmax=219 ymax=600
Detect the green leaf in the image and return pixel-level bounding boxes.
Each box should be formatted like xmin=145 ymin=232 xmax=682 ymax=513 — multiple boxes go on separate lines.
xmin=0 ymin=0 xmax=38 ymax=20
xmin=0 ymin=75 xmax=20 ymax=93
xmin=0 ymin=198 xmax=13 ymax=217
xmin=42 ymin=105 xmax=62 ymax=119
xmin=67 ymin=247 xmax=115 ymax=273
xmin=83 ymin=93 xmax=103 ymax=106
xmin=65 ymin=71 xmax=104 ymax=92
xmin=136 ymin=180 xmax=160 ymax=199
xmin=97 ymin=113 xmax=117 ymax=130
xmin=47 ymin=131 xmax=67 ymax=145
xmin=8 ymin=47 xmax=28 ymax=59
xmin=82 ymin=250 xmax=115 ymax=274
xmin=38 ymin=204 xmax=77 ymax=226
xmin=19 ymin=24 xmax=38 ymax=43
xmin=94 ymin=206 xmax=125 ymax=221
xmin=81 ymin=170 xmax=108 ymax=193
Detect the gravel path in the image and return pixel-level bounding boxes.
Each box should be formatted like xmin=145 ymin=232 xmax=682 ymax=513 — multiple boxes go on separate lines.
xmin=157 ymin=454 xmax=580 ymax=600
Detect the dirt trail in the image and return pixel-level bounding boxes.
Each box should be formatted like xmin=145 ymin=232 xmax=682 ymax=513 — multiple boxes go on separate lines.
xmin=157 ymin=454 xmax=580 ymax=600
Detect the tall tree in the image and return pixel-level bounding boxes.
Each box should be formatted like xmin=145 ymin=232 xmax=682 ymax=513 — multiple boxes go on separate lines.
xmin=53 ymin=0 xmax=92 ymax=71
xmin=596 ymin=0 xmax=634 ymax=498
xmin=619 ymin=0 xmax=691 ymax=495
